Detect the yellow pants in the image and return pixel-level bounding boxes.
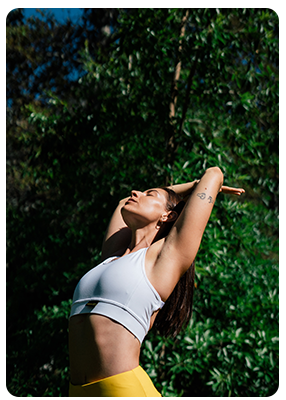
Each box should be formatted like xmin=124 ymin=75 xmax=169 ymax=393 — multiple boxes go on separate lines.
xmin=69 ymin=365 xmax=161 ymax=397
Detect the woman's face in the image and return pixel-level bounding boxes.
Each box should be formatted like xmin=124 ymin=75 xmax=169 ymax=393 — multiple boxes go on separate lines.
xmin=121 ymin=188 xmax=169 ymax=228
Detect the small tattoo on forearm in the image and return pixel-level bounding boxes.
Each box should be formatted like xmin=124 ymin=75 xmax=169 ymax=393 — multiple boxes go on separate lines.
xmin=197 ymin=192 xmax=206 ymax=200
xmin=197 ymin=192 xmax=214 ymax=203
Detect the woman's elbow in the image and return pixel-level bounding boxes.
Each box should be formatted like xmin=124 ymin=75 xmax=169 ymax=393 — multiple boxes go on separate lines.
xmin=206 ymin=166 xmax=224 ymax=182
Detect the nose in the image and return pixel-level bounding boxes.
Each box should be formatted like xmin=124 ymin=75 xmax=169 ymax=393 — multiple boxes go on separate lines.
xmin=131 ymin=190 xmax=141 ymax=198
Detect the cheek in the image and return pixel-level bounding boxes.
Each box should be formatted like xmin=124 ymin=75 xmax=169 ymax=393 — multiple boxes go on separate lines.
xmin=147 ymin=201 xmax=166 ymax=218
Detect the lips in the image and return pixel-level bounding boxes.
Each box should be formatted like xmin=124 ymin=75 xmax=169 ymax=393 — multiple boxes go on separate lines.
xmin=126 ymin=198 xmax=137 ymax=204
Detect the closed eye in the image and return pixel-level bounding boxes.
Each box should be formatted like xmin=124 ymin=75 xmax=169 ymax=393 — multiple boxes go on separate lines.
xmin=146 ymin=189 xmax=159 ymax=196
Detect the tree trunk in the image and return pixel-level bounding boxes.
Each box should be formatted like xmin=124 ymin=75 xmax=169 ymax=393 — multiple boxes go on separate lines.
xmin=165 ymin=10 xmax=189 ymax=185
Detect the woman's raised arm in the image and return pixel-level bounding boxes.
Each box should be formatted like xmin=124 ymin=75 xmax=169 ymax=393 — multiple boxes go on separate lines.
xmin=150 ymin=167 xmax=224 ymax=300
xmin=167 ymin=180 xmax=200 ymax=202
xmin=101 ymin=197 xmax=132 ymax=261
xmin=168 ymin=180 xmax=245 ymax=199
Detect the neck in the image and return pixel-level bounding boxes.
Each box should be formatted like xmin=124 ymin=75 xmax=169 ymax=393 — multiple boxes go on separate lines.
xmin=128 ymin=223 xmax=159 ymax=252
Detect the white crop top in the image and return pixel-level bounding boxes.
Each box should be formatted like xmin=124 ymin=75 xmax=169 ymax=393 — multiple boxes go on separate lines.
xmin=70 ymin=247 xmax=165 ymax=343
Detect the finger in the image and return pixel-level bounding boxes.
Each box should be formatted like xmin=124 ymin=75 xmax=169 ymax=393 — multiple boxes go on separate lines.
xmin=221 ymin=187 xmax=245 ymax=195
xmin=235 ymin=189 xmax=245 ymax=195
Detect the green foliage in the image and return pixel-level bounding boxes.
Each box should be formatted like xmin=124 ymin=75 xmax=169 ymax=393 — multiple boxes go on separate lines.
xmin=7 ymin=8 xmax=278 ymax=397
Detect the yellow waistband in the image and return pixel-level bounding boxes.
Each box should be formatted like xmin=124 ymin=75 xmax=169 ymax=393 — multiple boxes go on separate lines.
xmin=69 ymin=365 xmax=161 ymax=397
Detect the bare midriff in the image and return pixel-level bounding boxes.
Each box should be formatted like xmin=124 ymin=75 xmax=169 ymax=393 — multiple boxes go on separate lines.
xmin=68 ymin=314 xmax=141 ymax=385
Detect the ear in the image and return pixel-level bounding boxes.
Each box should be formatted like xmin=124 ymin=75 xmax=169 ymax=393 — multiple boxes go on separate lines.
xmin=161 ymin=211 xmax=178 ymax=223
xmin=167 ymin=210 xmax=178 ymax=222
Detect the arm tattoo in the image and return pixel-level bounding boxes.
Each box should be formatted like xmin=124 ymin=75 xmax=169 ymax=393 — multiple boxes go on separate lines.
xmin=197 ymin=192 xmax=214 ymax=204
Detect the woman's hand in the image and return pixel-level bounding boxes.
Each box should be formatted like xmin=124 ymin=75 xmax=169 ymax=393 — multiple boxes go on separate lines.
xmin=219 ymin=186 xmax=245 ymax=196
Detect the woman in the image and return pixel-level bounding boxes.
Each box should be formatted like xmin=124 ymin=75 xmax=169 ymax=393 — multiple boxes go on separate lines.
xmin=68 ymin=167 xmax=244 ymax=396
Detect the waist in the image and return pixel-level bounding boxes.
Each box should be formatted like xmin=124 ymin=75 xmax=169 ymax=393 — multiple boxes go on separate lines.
xmin=69 ymin=314 xmax=141 ymax=386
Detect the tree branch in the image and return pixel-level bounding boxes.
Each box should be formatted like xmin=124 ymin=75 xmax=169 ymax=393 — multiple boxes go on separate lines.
xmin=169 ymin=9 xmax=189 ymax=122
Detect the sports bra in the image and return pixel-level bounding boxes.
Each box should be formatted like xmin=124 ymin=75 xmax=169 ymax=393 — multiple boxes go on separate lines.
xmin=70 ymin=247 xmax=165 ymax=344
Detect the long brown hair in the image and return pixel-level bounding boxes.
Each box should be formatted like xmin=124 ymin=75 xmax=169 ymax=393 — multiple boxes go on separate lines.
xmin=152 ymin=187 xmax=196 ymax=338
